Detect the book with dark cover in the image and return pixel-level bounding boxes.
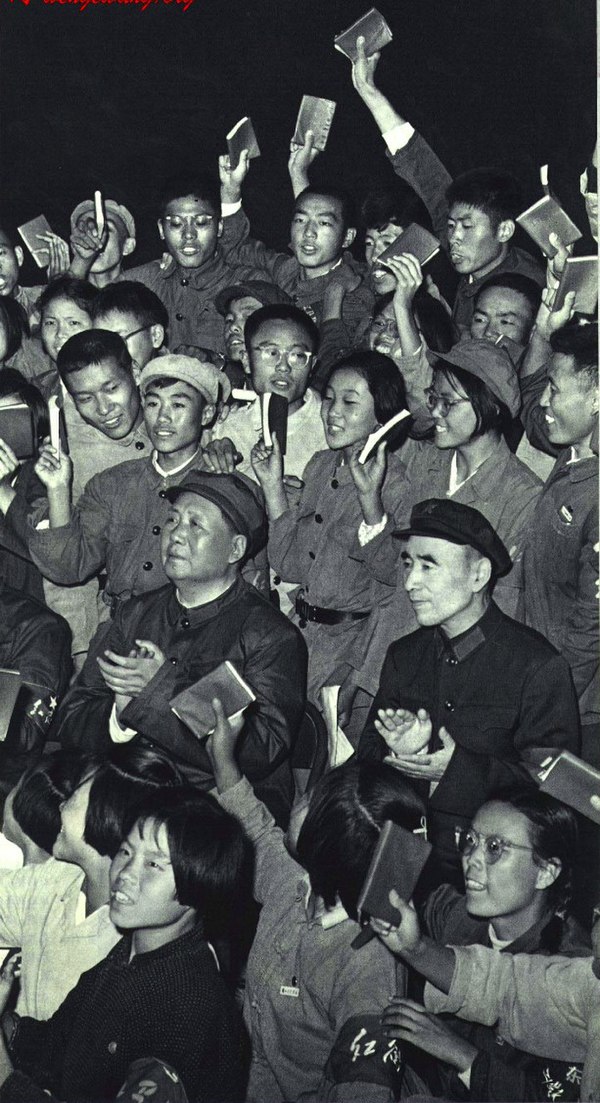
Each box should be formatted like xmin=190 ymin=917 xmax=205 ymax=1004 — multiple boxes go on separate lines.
xmin=357 ymin=820 xmax=432 ymax=926
xmin=261 ymin=392 xmax=288 ymax=455
xmin=0 ymin=403 xmax=35 ymax=460
xmin=377 ymin=222 xmax=441 ymax=268
xmin=226 ymin=117 xmax=261 ymax=171
xmin=538 ymin=751 xmax=600 ymax=825
xmin=358 ymin=409 xmax=411 ymax=464
xmin=293 ymin=96 xmax=337 ymax=152
xmin=553 ymin=256 xmax=598 ymax=315
xmin=170 ymin=661 xmax=256 ymax=739
xmin=516 ymin=194 xmax=582 ymax=258
xmin=17 ymin=215 xmax=54 ymax=268
xmin=334 ymin=8 xmax=392 ymax=61
xmin=0 ymin=670 xmax=22 ymax=743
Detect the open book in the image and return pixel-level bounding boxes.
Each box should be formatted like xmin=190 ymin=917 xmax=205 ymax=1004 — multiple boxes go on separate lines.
xmin=293 ymin=96 xmax=337 ymax=152
xmin=516 ymin=194 xmax=582 ymax=258
xmin=553 ymin=256 xmax=598 ymax=314
xmin=17 ymin=215 xmax=54 ymax=268
xmin=334 ymin=8 xmax=392 ymax=61
xmin=170 ymin=661 xmax=256 ymax=740
xmin=226 ymin=117 xmax=261 ymax=171
xmin=377 ymin=222 xmax=441 ymax=268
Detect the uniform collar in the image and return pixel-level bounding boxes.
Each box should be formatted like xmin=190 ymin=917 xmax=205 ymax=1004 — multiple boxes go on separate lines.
xmin=166 ymin=575 xmax=244 ymax=628
xmin=434 ymin=601 xmax=501 ymax=662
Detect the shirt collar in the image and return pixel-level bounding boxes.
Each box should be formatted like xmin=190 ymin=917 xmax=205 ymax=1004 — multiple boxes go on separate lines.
xmin=151 ymin=447 xmax=201 ymax=479
xmin=166 ymin=575 xmax=243 ymax=627
xmin=434 ymin=601 xmax=500 ymax=662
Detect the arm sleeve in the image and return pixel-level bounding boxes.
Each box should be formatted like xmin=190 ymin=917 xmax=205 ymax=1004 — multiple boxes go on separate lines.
xmin=219 ymin=208 xmax=290 ymax=281
xmin=218 ymin=776 xmax=300 ymax=905
xmin=2 ymin=983 xmax=83 ymax=1103
xmin=561 ymin=505 xmax=599 ymax=703
xmin=388 ymin=131 xmax=452 ymax=244
xmin=24 ymin=472 xmax=113 ymax=586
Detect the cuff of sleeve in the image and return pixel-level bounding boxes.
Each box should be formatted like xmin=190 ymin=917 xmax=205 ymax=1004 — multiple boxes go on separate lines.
xmin=457 ymin=1064 xmax=473 ymax=1090
xmin=109 ymin=703 xmax=137 ymax=743
xmin=222 ymin=200 xmax=242 ymax=217
xmin=358 ymin=514 xmax=389 ymax=546
xmin=382 ymin=121 xmax=415 ymax=154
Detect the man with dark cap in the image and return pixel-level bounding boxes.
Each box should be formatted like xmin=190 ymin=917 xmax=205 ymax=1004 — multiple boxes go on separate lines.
xmin=358 ymin=498 xmax=580 ymax=883
xmin=50 ymin=471 xmax=307 ymax=826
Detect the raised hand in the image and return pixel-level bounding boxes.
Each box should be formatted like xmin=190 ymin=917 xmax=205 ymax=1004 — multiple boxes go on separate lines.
xmin=384 ymin=726 xmax=456 ymax=782
xmin=388 ymin=253 xmax=424 ymax=310
xmin=288 ymin=131 xmax=319 ymax=196
xmin=348 ymin=441 xmax=387 ymax=525
xmin=219 ymin=150 xmax=250 ymax=205
xmin=351 ymin=35 xmax=381 ymax=100
xmin=97 ymin=640 xmax=166 ymax=705
xmin=0 ymin=438 xmax=19 ymax=485
xmin=38 ymin=232 xmax=70 ymax=279
xmin=202 ymin=438 xmax=239 ymax=474
xmin=371 ymin=892 xmax=422 ymax=955
xmin=0 ymin=951 xmax=21 ymax=1016
xmin=374 ymin=706 xmax=431 ymax=755
xmin=250 ymin=433 xmax=284 ymax=490
xmin=34 ymin=442 xmax=72 ymax=494
xmin=204 ymin=697 xmax=245 ymax=793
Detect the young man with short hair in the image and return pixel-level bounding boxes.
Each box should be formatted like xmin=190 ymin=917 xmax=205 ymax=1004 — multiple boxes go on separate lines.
xmin=115 ymin=172 xmax=269 ymax=353
xmin=18 ymin=356 xmax=224 ymax=621
xmin=350 ymin=39 xmax=544 ymax=331
xmin=91 ymin=280 xmax=168 ymax=380
xmin=51 ymin=471 xmax=308 ymax=827
xmin=358 ymin=498 xmax=580 ymax=884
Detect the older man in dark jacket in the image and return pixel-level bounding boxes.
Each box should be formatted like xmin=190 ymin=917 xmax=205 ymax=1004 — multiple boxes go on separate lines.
xmin=51 ymin=471 xmax=307 ymax=826
xmin=358 ymin=499 xmax=580 ymax=883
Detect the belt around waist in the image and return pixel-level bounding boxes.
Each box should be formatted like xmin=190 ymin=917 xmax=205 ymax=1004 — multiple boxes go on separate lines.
xmin=295 ymin=594 xmax=370 ymax=626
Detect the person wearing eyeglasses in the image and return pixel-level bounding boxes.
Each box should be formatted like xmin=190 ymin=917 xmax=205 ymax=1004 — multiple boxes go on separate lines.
xmin=358 ymin=498 xmax=580 ymax=886
xmin=91 ymin=281 xmax=168 ymax=383
xmin=378 ymin=788 xmax=591 ymax=1102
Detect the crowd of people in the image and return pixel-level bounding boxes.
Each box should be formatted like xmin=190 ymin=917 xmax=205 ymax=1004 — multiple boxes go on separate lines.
xmin=0 ymin=31 xmax=598 ymax=1103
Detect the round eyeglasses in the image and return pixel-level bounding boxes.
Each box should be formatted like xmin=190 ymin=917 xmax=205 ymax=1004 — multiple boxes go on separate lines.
xmin=425 ymin=389 xmax=471 ymax=417
xmin=251 ymin=345 xmax=312 ymax=370
xmin=455 ymin=826 xmax=535 ymax=865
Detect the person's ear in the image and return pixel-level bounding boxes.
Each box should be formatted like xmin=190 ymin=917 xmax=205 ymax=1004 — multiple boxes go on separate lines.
xmin=216 ymin=219 xmax=224 ymax=240
xmin=343 ymin=227 xmax=357 ymax=249
xmin=150 ymin=324 xmax=165 ymax=350
xmin=229 ymin=533 xmax=247 ymax=564
xmin=14 ymin=246 xmax=24 ymax=268
xmin=497 ymin=219 xmax=515 ymax=244
xmin=157 ymin=219 xmax=165 ymax=242
xmin=473 ymin=555 xmax=492 ymax=593
xmin=201 ymin=402 xmax=216 ymax=426
xmin=122 ymin=236 xmax=136 ymax=258
xmin=535 ymin=857 xmax=561 ymax=892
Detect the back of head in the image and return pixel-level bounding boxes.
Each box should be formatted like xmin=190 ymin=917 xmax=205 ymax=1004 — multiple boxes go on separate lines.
xmin=244 ymin=302 xmax=320 ymax=353
xmin=296 ymin=760 xmax=425 ymax=919
xmin=360 ymin=182 xmax=432 ymax=234
xmin=325 ymin=348 xmax=409 ymax=427
xmin=446 ymin=168 xmax=522 ymax=228
xmin=84 ymin=744 xmax=185 ymax=859
xmin=550 ymin=319 xmax=599 ymax=387
xmin=12 ymin=752 xmax=92 ymax=855
xmin=37 ymin=275 xmax=97 ymax=319
xmin=56 ymin=328 xmax=133 ymax=384
xmin=123 ymin=786 xmax=253 ymax=939
xmin=158 ymin=171 xmax=221 ymax=220
xmin=92 ymin=280 xmax=169 ymax=333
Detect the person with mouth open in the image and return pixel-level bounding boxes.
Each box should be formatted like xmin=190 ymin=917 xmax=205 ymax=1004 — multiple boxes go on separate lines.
xmin=0 ymin=785 xmax=250 ymax=1103
xmin=378 ymin=787 xmax=591 ymax=1102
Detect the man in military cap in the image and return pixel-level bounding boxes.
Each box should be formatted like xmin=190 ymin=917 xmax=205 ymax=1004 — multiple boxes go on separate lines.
xmin=51 ymin=470 xmax=307 ymax=827
xmin=358 ymin=498 xmax=580 ymax=883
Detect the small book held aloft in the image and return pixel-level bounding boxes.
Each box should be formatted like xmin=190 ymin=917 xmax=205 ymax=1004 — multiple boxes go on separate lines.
xmin=0 ymin=403 xmax=35 ymax=460
xmin=357 ymin=820 xmax=432 ymax=928
xmin=17 ymin=215 xmax=54 ymax=268
xmin=261 ymin=392 xmax=288 ymax=455
xmin=170 ymin=661 xmax=256 ymax=740
xmin=293 ymin=96 xmax=337 ymax=152
xmin=226 ymin=117 xmax=261 ymax=172
xmin=334 ymin=7 xmax=392 ymax=62
xmin=553 ymin=255 xmax=598 ymax=315
xmin=377 ymin=222 xmax=441 ymax=269
xmin=538 ymin=751 xmax=600 ymax=825
xmin=516 ymin=194 xmax=582 ymax=258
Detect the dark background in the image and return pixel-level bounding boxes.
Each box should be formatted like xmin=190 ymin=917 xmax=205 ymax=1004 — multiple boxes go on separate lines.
xmin=1 ymin=0 xmax=596 ymax=283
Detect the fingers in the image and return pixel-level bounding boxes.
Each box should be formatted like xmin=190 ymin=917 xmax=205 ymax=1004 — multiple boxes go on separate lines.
xmin=102 ymin=649 xmax=140 ymax=669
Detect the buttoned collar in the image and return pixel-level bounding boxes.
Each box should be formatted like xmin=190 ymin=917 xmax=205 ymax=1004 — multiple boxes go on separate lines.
xmin=165 ymin=575 xmax=244 ymax=629
xmin=434 ymin=601 xmax=501 ymax=663
xmin=158 ymin=248 xmax=233 ymax=292
xmin=443 ymin=438 xmax=512 ymax=503
xmin=551 ymin=449 xmax=598 ymax=486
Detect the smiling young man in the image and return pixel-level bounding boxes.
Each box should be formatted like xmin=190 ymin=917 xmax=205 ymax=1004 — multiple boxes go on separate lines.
xmin=358 ymin=498 xmax=580 ymax=885
xmin=115 ymin=172 xmax=269 ymax=354
xmin=519 ymin=321 xmax=599 ymax=764
xmin=20 ymin=356 xmax=223 ymax=621
xmin=51 ymin=470 xmax=307 ymax=827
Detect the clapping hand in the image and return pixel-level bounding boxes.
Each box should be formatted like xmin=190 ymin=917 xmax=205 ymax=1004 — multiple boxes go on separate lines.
xmin=375 ymin=706 xmax=431 ymax=755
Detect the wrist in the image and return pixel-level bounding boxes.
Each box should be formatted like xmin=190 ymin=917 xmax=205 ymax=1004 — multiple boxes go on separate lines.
xmin=213 ymin=761 xmax=243 ymax=794
xmin=359 ymin=495 xmax=385 ymax=526
xmin=221 ymin=186 xmax=242 ymax=206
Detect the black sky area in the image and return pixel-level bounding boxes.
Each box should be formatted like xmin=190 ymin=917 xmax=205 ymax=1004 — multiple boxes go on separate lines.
xmin=1 ymin=0 xmax=596 ymax=284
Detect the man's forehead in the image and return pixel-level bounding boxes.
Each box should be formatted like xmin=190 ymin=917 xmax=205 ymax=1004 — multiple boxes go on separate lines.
xmin=477 ymin=287 xmax=530 ymax=314
xmin=449 ymin=203 xmax=489 ymax=223
xmin=96 ymin=310 xmax=141 ymax=334
xmin=294 ymin=194 xmax=343 ymax=220
xmin=69 ymin=357 xmax=127 ymax=387
xmin=253 ymin=320 xmax=310 ymax=347
xmin=162 ymin=196 xmax=215 ymax=218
